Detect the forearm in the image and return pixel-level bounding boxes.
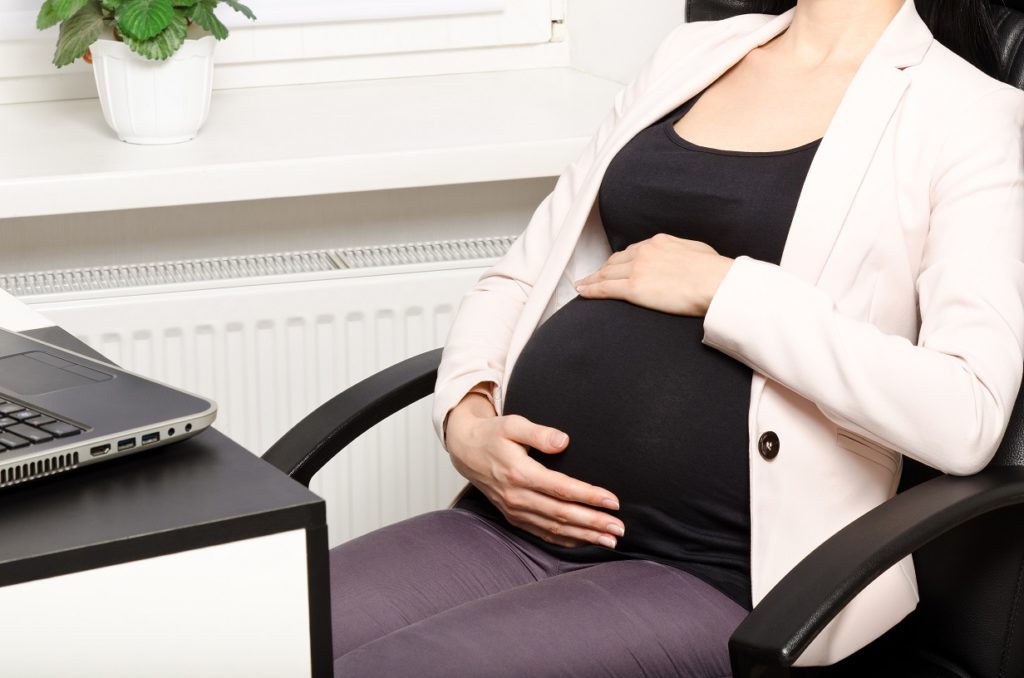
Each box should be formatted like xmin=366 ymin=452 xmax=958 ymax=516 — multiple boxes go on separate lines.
xmin=443 ymin=382 xmax=498 ymax=449
xmin=432 ymin=288 xmax=520 ymax=450
xmin=702 ymin=255 xmax=1024 ymax=475
xmin=701 ymin=85 xmax=1024 ymax=477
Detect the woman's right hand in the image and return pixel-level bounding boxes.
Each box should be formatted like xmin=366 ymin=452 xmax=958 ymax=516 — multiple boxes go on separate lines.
xmin=445 ymin=391 xmax=625 ymax=549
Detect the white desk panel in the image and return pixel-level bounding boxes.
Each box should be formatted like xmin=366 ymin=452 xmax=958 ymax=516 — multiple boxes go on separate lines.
xmin=0 ymin=528 xmax=312 ymax=678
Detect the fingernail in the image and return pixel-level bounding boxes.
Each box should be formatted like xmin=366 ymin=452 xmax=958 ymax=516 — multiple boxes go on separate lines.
xmin=606 ymin=523 xmax=625 ymax=537
xmin=602 ymin=498 xmax=620 ymax=510
xmin=598 ymin=535 xmax=617 ymax=549
xmin=550 ymin=432 xmax=568 ymax=447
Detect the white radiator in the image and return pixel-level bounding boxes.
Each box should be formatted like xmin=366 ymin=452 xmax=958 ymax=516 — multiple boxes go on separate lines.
xmin=9 ymin=236 xmax=513 ymax=547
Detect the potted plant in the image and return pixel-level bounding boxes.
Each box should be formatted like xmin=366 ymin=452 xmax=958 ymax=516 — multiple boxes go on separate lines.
xmin=37 ymin=0 xmax=256 ymax=144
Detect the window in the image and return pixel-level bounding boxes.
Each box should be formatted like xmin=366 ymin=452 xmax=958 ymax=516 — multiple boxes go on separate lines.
xmin=0 ymin=0 xmax=41 ymax=41
xmin=220 ymin=0 xmax=506 ymax=27
xmin=0 ymin=0 xmax=561 ymax=105
xmin=0 ymin=0 xmax=554 ymax=46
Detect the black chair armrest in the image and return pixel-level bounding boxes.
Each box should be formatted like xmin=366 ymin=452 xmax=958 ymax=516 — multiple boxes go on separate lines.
xmin=262 ymin=348 xmax=443 ymax=486
xmin=263 ymin=347 xmax=1024 ymax=675
xmin=729 ymin=465 xmax=1024 ymax=677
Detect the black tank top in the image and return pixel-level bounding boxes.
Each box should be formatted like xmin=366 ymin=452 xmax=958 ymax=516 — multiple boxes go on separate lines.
xmin=454 ymin=88 xmax=822 ymax=611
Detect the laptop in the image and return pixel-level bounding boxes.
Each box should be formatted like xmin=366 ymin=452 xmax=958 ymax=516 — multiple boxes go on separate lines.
xmin=0 ymin=328 xmax=217 ymax=488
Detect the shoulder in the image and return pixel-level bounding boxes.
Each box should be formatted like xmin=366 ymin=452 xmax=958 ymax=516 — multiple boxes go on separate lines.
xmin=652 ymin=13 xmax=779 ymax=59
xmin=912 ymin=40 xmax=1024 ymax=126
xmin=641 ymin=13 xmax=779 ymax=83
xmin=906 ymin=42 xmax=1024 ymax=200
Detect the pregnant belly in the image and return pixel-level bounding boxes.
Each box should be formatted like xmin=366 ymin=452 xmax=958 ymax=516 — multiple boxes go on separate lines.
xmin=501 ymin=295 xmax=752 ymax=563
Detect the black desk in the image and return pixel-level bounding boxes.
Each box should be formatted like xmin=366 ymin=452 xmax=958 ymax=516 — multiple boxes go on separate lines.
xmin=0 ymin=326 xmax=331 ymax=677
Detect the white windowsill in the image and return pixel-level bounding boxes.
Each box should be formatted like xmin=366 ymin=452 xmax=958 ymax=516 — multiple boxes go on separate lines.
xmin=0 ymin=67 xmax=621 ymax=220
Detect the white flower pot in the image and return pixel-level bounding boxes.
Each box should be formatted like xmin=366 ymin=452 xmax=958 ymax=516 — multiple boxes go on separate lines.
xmin=90 ymin=36 xmax=217 ymax=145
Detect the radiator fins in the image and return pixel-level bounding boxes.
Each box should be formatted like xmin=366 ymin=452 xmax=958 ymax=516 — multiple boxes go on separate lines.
xmin=0 ymin=451 xmax=79 ymax=487
xmin=0 ymin=236 xmax=516 ymax=297
xmin=337 ymin=237 xmax=514 ymax=268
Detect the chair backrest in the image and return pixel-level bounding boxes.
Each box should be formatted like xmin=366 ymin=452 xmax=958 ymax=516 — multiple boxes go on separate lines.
xmin=994 ymin=1 xmax=1024 ymax=89
xmin=683 ymin=1 xmax=1024 ymax=675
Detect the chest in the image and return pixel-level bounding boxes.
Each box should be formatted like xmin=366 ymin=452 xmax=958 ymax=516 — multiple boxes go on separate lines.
xmin=597 ymin=106 xmax=820 ymax=262
xmin=558 ymin=105 xmax=931 ymax=345
xmin=672 ymin=51 xmax=858 ymax=153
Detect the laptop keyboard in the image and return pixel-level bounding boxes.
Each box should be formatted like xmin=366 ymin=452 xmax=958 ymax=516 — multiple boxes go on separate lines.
xmin=0 ymin=400 xmax=84 ymax=450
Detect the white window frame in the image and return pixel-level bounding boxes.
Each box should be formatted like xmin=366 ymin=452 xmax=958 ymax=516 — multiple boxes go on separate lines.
xmin=0 ymin=0 xmax=542 ymax=40
xmin=219 ymin=0 xmax=506 ymax=28
xmin=0 ymin=0 xmax=560 ymax=105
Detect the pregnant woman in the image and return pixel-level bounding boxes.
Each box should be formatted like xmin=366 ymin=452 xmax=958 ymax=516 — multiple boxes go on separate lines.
xmin=331 ymin=0 xmax=1024 ymax=675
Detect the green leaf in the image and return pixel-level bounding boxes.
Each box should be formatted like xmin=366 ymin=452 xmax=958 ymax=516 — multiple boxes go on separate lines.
xmin=172 ymin=0 xmax=197 ymax=6
xmin=222 ymin=0 xmax=255 ymax=21
xmin=100 ymin=0 xmax=122 ymax=11
xmin=121 ymin=13 xmax=186 ymax=60
xmin=52 ymin=0 xmax=106 ymax=67
xmin=117 ymin=0 xmax=175 ymax=41
xmin=187 ymin=0 xmax=227 ymax=39
xmin=51 ymin=0 xmax=89 ymax=21
xmin=36 ymin=0 xmax=62 ymax=30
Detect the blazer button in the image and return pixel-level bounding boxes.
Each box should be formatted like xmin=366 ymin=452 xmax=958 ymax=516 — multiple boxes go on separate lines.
xmin=758 ymin=431 xmax=780 ymax=460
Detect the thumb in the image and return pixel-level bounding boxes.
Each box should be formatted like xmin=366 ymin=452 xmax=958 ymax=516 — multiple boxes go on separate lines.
xmin=531 ymin=425 xmax=570 ymax=455
xmin=504 ymin=415 xmax=569 ymax=454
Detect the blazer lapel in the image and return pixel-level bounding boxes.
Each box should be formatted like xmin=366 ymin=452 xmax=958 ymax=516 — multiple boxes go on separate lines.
xmin=730 ymin=0 xmax=931 ymax=418
xmin=781 ymin=0 xmax=931 ymax=285
xmin=783 ymin=66 xmax=911 ymax=285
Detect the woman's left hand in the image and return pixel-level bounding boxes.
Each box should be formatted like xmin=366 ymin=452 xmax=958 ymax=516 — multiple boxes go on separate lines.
xmin=574 ymin=233 xmax=735 ymax=316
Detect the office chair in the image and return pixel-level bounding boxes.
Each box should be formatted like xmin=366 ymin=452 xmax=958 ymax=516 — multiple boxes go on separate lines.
xmin=264 ymin=2 xmax=1024 ymax=675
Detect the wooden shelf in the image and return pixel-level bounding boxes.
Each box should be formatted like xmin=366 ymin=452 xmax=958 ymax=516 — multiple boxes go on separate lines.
xmin=0 ymin=67 xmax=622 ymax=219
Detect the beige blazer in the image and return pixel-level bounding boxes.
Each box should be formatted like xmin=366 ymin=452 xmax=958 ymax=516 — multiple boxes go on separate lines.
xmin=431 ymin=0 xmax=1024 ymax=665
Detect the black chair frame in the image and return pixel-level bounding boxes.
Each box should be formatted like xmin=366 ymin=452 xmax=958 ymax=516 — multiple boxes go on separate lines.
xmin=263 ymin=348 xmax=1024 ymax=677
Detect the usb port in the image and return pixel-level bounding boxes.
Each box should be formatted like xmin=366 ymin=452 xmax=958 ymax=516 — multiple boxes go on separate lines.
xmin=90 ymin=444 xmax=111 ymax=457
xmin=141 ymin=432 xmax=160 ymax=446
xmin=118 ymin=437 xmax=136 ymax=452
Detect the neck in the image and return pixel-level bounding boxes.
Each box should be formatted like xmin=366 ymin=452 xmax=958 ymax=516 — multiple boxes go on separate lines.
xmin=772 ymin=0 xmax=906 ymax=67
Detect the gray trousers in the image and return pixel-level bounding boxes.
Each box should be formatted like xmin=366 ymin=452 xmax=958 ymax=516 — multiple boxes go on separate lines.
xmin=330 ymin=508 xmax=747 ymax=677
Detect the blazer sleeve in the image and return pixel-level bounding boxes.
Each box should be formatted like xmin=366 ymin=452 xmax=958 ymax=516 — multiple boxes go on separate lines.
xmin=701 ymin=84 xmax=1024 ymax=476
xmin=431 ymin=20 xmax=703 ymax=450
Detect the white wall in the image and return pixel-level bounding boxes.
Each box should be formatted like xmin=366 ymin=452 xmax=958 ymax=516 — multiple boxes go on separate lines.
xmin=566 ymin=0 xmax=686 ymax=84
